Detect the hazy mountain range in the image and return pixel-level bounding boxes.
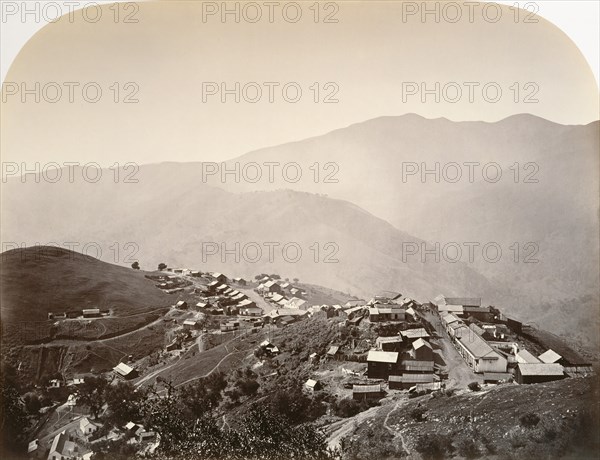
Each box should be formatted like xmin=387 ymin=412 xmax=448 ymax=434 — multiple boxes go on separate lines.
xmin=2 ymin=114 xmax=598 ymax=347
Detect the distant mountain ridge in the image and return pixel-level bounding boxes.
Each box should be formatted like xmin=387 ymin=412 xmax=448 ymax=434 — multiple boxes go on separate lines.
xmin=1 ymin=114 xmax=598 ymax=347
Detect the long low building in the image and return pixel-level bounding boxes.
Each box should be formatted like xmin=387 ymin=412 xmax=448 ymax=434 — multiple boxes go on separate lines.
xmin=401 ymin=359 xmax=435 ymax=374
xmin=389 ymin=373 xmax=436 ymax=390
xmin=352 ymin=384 xmax=383 ymax=400
xmin=516 ymin=363 xmax=565 ymax=384
xmin=455 ymin=331 xmax=507 ymax=373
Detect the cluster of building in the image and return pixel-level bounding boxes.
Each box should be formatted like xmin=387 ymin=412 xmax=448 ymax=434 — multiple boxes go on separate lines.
xmin=435 ymin=294 xmax=590 ymax=385
xmin=255 ymin=276 xmax=307 ymax=310
xmin=366 ymin=326 xmax=440 ymax=392
xmin=47 ymin=308 xmax=110 ymax=320
xmin=29 ymin=416 xmax=159 ymax=460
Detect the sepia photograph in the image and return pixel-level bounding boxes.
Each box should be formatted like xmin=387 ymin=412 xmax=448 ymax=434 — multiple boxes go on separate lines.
xmin=1 ymin=1 xmax=599 ymax=459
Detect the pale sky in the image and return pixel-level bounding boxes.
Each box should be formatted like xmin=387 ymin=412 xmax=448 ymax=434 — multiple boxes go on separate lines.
xmin=1 ymin=0 xmax=598 ymax=166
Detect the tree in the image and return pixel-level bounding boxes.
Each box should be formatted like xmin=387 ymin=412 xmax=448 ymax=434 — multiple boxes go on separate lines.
xmin=78 ymin=376 xmax=108 ymax=419
xmin=158 ymin=263 xmax=167 ymax=270
xmin=105 ymin=381 xmax=146 ymax=426
xmin=270 ymin=274 xmax=281 ymax=280
xmin=131 ymin=261 xmax=140 ymax=270
xmin=293 ymin=277 xmax=299 ymax=283
xmin=0 ymin=381 xmax=28 ymax=456
xmin=23 ymin=392 xmax=41 ymax=415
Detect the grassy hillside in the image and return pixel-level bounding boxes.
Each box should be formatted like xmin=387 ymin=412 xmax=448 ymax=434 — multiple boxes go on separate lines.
xmin=0 ymin=246 xmax=171 ymax=343
xmin=344 ymin=376 xmax=599 ymax=460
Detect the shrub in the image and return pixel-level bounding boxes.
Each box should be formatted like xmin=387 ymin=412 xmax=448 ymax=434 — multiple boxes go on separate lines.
xmin=457 ymin=438 xmax=480 ymax=459
xmin=519 ymin=412 xmax=541 ymax=428
xmin=334 ymin=398 xmax=362 ymax=418
xmin=415 ymin=433 xmax=455 ymax=460
xmin=410 ymin=406 xmax=428 ymax=422
xmin=468 ymin=381 xmax=481 ymax=392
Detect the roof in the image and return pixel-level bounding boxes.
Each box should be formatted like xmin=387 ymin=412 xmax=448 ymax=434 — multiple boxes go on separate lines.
xmin=367 ymin=350 xmax=399 ymax=363
xmin=516 ymin=349 xmax=541 ymax=364
xmin=376 ymin=335 xmax=403 ymax=344
xmin=345 ymin=300 xmax=366 ymax=308
xmin=80 ymin=417 xmax=97 ymax=430
xmin=183 ymin=320 xmax=197 ymax=326
xmin=445 ymin=297 xmax=481 ymax=306
xmin=305 ymin=379 xmax=318 ymax=388
xmin=442 ymin=313 xmax=462 ymax=325
xmin=406 ymin=307 xmax=417 ymax=316
xmin=113 ymin=362 xmax=135 ymax=376
xmin=213 ymin=272 xmax=224 ymax=278
xmin=469 ymin=323 xmax=486 ymax=336
xmin=264 ymin=280 xmax=278 ymax=288
xmin=125 ymin=421 xmax=136 ymax=430
xmin=50 ymin=431 xmax=75 ymax=456
xmin=538 ymin=349 xmax=562 ymax=364
xmin=401 ymin=328 xmax=430 ymax=339
xmin=271 ymin=293 xmax=285 ymax=302
xmin=412 ymin=338 xmax=432 ymax=350
xmin=463 ymin=306 xmax=490 ymax=313
xmin=285 ymin=297 xmax=307 ymax=309
xmin=352 ymin=384 xmax=382 ymax=393
xmin=376 ymin=307 xmax=405 ymax=314
xmin=390 ymin=374 xmax=435 ymax=383
xmin=27 ymin=439 xmax=38 ymax=453
xmin=401 ymin=360 xmax=435 ymax=371
xmin=518 ymin=363 xmax=564 ymax=376
xmin=457 ymin=331 xmax=499 ymax=360
xmin=238 ymin=299 xmax=255 ymax=307
xmin=327 ymin=345 xmax=340 ymax=355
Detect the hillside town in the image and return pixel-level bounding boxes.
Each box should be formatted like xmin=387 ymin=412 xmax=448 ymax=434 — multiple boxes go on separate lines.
xmin=11 ymin=267 xmax=596 ymax=460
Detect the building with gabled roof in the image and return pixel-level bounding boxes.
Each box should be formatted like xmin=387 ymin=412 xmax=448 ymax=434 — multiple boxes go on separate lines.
xmin=326 ymin=345 xmax=341 ymax=360
xmin=449 ymin=322 xmax=469 ymax=339
xmin=304 ymin=379 xmax=321 ymax=393
xmin=401 ymin=328 xmax=430 ymax=341
xmin=113 ymin=362 xmax=138 ymax=380
xmin=375 ymin=335 xmax=403 ymax=352
xmin=79 ymin=417 xmax=99 ymax=436
xmin=352 ymin=384 xmax=383 ymax=401
xmin=456 ymin=331 xmax=507 ymax=373
xmin=401 ymin=360 xmax=435 ymax=374
xmin=344 ymin=299 xmax=366 ymax=308
xmin=411 ymin=338 xmax=434 ymax=361
xmin=262 ymin=280 xmax=282 ymax=294
xmin=516 ymin=363 xmax=565 ymax=384
xmin=285 ymin=297 xmax=307 ymax=310
xmin=48 ymin=430 xmax=77 ymax=460
xmin=367 ymin=350 xmax=400 ymax=379
xmin=389 ymin=373 xmax=436 ymax=390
